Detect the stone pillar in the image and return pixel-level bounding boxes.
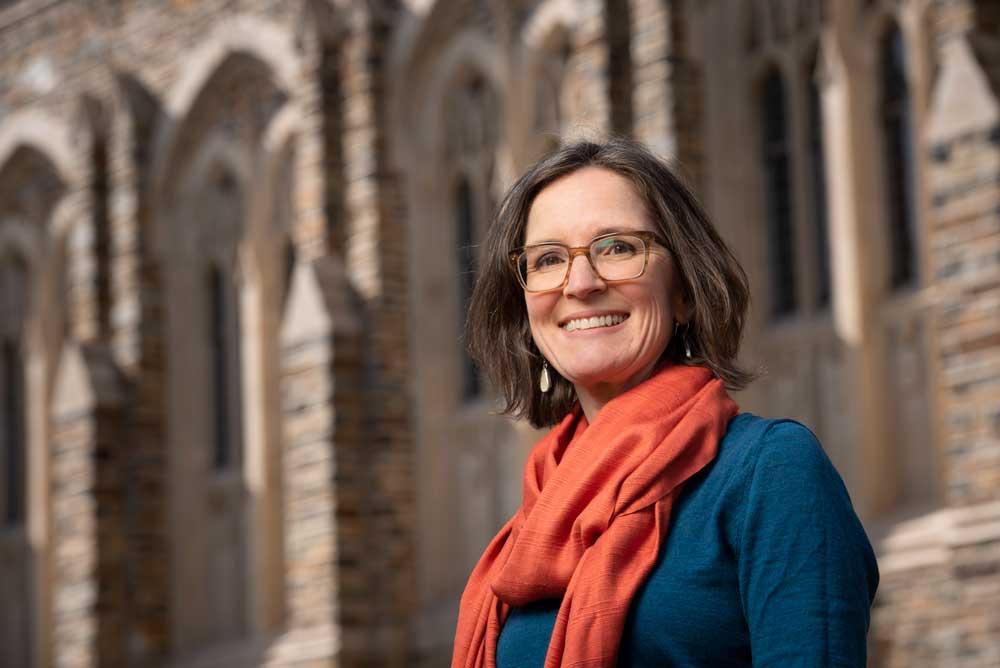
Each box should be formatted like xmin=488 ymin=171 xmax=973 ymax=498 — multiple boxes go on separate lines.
xmin=108 ymin=75 xmax=171 ymax=664
xmin=923 ymin=19 xmax=1000 ymax=658
xmin=340 ymin=5 xmax=415 ymax=664
xmin=292 ymin=0 xmax=345 ymax=263
xmin=869 ymin=4 xmax=1000 ymax=665
xmin=816 ymin=5 xmax=892 ymax=517
xmin=294 ymin=3 xmax=416 ymax=662
xmin=49 ymin=342 xmax=125 ymax=668
xmin=926 ymin=4 xmax=1000 ymax=509
xmin=280 ymin=256 xmax=363 ymax=661
xmin=630 ymin=0 xmax=703 ymax=185
xmin=68 ymin=102 xmax=107 ymax=346
xmin=561 ymin=0 xmax=617 ymax=137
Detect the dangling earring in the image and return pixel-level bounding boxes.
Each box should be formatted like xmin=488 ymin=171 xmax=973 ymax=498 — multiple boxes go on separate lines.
xmin=675 ymin=321 xmax=693 ymax=359
xmin=540 ymin=360 xmax=552 ymax=393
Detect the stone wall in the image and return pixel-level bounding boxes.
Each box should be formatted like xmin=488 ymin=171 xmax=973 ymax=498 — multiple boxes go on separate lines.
xmin=2 ymin=0 xmax=1000 ymax=667
xmin=50 ymin=343 xmax=125 ymax=668
xmin=0 ymin=1 xmax=415 ymax=666
xmin=869 ymin=2 xmax=1000 ymax=666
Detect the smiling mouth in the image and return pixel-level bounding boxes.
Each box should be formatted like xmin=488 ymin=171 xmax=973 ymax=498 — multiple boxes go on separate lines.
xmin=561 ymin=313 xmax=629 ymax=332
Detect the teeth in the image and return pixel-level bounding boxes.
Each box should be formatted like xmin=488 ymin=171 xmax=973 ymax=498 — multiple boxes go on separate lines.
xmin=564 ymin=314 xmax=627 ymax=332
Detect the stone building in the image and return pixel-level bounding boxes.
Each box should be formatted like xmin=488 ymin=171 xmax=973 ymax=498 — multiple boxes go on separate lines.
xmin=0 ymin=0 xmax=996 ymax=666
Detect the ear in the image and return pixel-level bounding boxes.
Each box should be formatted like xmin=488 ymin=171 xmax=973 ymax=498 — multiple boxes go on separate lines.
xmin=671 ymin=288 xmax=691 ymax=325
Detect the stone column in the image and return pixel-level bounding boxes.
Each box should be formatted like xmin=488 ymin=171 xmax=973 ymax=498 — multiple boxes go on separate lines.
xmin=816 ymin=5 xmax=892 ymax=517
xmin=630 ymin=0 xmax=703 ymax=185
xmin=108 ymin=75 xmax=171 ymax=664
xmin=340 ymin=5 xmax=415 ymax=664
xmin=561 ymin=0 xmax=618 ymax=137
xmin=49 ymin=342 xmax=125 ymax=668
xmin=280 ymin=256 xmax=363 ymax=661
xmin=292 ymin=3 xmax=416 ymax=663
xmin=923 ymin=17 xmax=1000 ymax=658
xmin=292 ymin=0 xmax=345 ymax=263
xmin=869 ymin=4 xmax=1000 ymax=665
xmin=927 ymin=0 xmax=1000 ymax=510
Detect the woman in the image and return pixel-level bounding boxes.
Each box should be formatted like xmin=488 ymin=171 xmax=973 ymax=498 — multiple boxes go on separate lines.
xmin=453 ymin=138 xmax=878 ymax=668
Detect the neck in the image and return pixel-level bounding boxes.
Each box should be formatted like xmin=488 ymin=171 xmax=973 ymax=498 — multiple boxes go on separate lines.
xmin=576 ymin=384 xmax=618 ymax=423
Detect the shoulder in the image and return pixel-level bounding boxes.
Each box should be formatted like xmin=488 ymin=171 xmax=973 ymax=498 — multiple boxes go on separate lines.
xmin=713 ymin=414 xmax=860 ymax=532
xmin=718 ymin=414 xmax=868 ymax=547
xmin=718 ymin=413 xmax=835 ymax=484
xmin=677 ymin=414 xmax=848 ymax=532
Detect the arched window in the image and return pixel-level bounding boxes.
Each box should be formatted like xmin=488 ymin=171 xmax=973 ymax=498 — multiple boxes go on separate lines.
xmin=456 ymin=176 xmax=480 ymax=400
xmin=760 ymin=66 xmax=797 ymax=317
xmin=92 ymin=135 xmax=112 ymax=338
xmin=807 ymin=52 xmax=831 ymax=308
xmin=1 ymin=254 xmax=27 ymax=527
xmin=880 ymin=23 xmax=918 ymax=290
xmin=207 ymin=262 xmax=239 ymax=470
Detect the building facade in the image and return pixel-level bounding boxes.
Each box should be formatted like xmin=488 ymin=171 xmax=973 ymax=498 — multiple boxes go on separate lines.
xmin=0 ymin=0 xmax=997 ymax=666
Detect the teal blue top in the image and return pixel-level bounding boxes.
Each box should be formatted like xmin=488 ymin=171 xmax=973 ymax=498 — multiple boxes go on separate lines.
xmin=496 ymin=414 xmax=879 ymax=667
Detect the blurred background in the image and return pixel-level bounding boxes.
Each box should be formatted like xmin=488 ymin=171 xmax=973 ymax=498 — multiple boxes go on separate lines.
xmin=0 ymin=0 xmax=997 ymax=666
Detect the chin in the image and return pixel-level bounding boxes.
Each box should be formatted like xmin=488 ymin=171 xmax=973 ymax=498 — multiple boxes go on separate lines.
xmin=561 ymin=362 xmax=637 ymax=388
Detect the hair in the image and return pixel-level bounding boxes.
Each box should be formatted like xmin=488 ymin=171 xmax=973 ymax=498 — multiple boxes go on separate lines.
xmin=465 ymin=138 xmax=755 ymax=428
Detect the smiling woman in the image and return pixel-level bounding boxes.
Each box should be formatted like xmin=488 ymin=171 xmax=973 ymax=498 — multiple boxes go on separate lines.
xmin=518 ymin=167 xmax=688 ymax=420
xmin=453 ymin=139 xmax=878 ymax=668
xmin=467 ymin=138 xmax=752 ymax=428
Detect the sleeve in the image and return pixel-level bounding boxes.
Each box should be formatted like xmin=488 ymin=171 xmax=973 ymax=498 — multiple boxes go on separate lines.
xmin=736 ymin=420 xmax=879 ymax=668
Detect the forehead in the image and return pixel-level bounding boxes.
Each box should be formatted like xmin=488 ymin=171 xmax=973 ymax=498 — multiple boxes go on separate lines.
xmin=524 ymin=166 xmax=654 ymax=244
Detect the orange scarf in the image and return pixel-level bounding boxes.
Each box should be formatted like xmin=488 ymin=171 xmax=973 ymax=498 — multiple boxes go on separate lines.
xmin=452 ymin=364 xmax=738 ymax=668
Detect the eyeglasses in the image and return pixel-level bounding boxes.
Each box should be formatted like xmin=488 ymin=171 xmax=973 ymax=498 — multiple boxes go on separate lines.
xmin=509 ymin=231 xmax=665 ymax=293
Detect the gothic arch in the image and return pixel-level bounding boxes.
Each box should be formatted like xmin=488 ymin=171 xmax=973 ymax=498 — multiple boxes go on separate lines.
xmin=150 ymin=15 xmax=301 ymax=242
xmin=162 ymin=55 xmax=286 ymax=196
xmin=0 ymin=143 xmax=71 ymax=368
xmin=164 ymin=14 xmax=299 ymax=119
xmin=155 ymin=31 xmax=306 ymax=647
xmin=0 ymin=111 xmax=77 ymax=196
xmin=522 ymin=0 xmax=581 ymax=48
xmin=0 ymin=124 xmax=74 ymax=668
xmin=521 ymin=4 xmax=577 ymax=159
xmin=414 ymin=30 xmax=506 ymax=164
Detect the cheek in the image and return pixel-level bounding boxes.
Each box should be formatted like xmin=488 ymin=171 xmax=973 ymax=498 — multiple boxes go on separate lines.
xmin=524 ymin=295 xmax=555 ymax=343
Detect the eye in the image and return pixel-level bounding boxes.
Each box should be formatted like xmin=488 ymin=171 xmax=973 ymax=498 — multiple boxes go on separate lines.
xmin=534 ymin=251 xmax=566 ymax=270
xmin=596 ymin=236 xmax=639 ymax=257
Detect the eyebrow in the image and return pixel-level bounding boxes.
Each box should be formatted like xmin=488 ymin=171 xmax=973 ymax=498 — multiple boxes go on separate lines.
xmin=524 ymin=226 xmax=640 ymax=246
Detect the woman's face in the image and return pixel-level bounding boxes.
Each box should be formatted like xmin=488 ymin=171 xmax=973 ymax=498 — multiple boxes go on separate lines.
xmin=523 ymin=166 xmax=687 ymax=396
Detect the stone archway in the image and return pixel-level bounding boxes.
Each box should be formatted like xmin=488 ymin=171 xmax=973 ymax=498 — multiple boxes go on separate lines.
xmin=388 ymin=7 xmax=529 ymax=660
xmin=0 ymin=139 xmax=70 ymax=668
xmin=156 ymin=48 xmax=292 ymax=655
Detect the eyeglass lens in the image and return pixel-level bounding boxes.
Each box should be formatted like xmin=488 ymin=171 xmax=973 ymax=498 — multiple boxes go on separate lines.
xmin=518 ymin=234 xmax=647 ymax=291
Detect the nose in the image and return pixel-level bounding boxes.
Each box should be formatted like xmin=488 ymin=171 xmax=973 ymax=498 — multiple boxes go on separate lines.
xmin=563 ymin=254 xmax=606 ymax=299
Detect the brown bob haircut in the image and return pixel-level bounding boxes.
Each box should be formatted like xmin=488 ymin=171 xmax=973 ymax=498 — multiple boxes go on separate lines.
xmin=465 ymin=138 xmax=755 ymax=428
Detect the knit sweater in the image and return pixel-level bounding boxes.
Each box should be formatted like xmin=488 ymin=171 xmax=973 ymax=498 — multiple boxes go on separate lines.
xmin=495 ymin=413 xmax=879 ymax=667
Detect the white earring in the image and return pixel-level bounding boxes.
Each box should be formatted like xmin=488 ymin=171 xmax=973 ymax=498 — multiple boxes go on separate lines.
xmin=675 ymin=322 xmax=692 ymax=359
xmin=540 ymin=360 xmax=552 ymax=393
